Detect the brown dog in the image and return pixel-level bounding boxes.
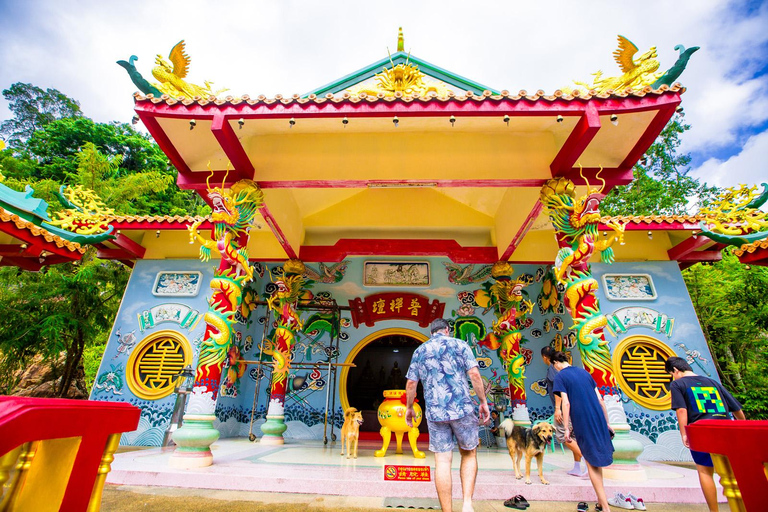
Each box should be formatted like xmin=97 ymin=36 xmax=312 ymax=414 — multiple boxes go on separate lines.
xmin=500 ymin=418 xmax=555 ymax=485
xmin=340 ymin=407 xmax=363 ymax=459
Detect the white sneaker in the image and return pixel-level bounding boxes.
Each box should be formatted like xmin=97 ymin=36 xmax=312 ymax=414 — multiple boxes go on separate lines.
xmin=607 ymin=492 xmax=634 ymax=510
xmin=627 ymin=493 xmax=646 ymax=511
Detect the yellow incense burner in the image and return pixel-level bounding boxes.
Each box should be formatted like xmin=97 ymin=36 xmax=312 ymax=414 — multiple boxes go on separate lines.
xmin=374 ymin=389 xmax=425 ymax=458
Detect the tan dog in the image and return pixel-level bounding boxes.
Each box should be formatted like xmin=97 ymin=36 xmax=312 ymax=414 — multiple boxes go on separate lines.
xmin=340 ymin=407 xmax=363 ymax=459
xmin=500 ymin=418 xmax=555 ymax=485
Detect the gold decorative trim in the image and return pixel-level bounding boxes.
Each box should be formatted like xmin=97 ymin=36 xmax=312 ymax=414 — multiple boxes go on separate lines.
xmin=734 ymin=238 xmax=768 ymax=256
xmin=133 ymin=84 xmax=685 ymax=107
xmin=339 ymin=327 xmax=428 ymax=412
xmin=612 ymin=334 xmax=676 ymax=410
xmin=0 ymin=207 xmax=85 ymax=253
xmin=126 ymin=330 xmax=192 ymax=400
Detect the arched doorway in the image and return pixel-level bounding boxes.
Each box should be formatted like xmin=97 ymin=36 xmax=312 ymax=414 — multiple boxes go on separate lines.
xmin=341 ymin=328 xmax=428 ymax=432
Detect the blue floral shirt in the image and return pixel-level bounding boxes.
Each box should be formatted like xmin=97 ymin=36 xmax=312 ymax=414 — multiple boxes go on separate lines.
xmin=405 ymin=334 xmax=478 ymax=422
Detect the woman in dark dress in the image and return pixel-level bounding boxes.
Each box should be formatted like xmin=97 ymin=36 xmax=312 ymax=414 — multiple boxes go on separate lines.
xmin=552 ymin=351 xmax=615 ymax=512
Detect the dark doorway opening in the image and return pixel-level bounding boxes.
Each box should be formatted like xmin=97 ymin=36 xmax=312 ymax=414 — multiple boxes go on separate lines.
xmin=347 ymin=333 xmax=427 ymax=433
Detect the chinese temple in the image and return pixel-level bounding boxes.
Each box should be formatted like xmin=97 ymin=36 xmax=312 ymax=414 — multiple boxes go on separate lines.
xmin=4 ymin=32 xmax=767 ymax=475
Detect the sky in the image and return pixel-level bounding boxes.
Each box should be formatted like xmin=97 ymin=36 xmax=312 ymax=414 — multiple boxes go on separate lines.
xmin=0 ymin=0 xmax=766 ymax=190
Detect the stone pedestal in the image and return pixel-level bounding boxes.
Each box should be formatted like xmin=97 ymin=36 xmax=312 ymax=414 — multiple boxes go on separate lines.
xmin=260 ymin=398 xmax=287 ymax=445
xmin=260 ymin=416 xmax=287 ymax=445
xmin=603 ymin=394 xmax=646 ymax=480
xmin=169 ymin=414 xmax=220 ymax=468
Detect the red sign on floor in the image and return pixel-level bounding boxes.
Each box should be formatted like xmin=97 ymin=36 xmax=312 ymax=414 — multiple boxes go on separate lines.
xmin=384 ymin=465 xmax=431 ymax=482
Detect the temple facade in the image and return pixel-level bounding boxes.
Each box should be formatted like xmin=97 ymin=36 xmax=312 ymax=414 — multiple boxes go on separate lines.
xmin=78 ymin=33 xmax=748 ymax=464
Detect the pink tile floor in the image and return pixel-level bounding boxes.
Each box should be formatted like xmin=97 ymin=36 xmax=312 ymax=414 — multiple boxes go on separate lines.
xmin=108 ymin=438 xmax=721 ymax=504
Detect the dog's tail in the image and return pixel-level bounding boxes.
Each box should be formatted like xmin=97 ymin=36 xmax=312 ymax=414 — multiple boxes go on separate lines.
xmin=344 ymin=407 xmax=358 ymax=417
xmin=500 ymin=418 xmax=515 ymax=438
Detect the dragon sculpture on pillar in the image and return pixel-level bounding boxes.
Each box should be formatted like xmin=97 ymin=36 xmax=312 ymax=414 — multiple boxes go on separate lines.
xmin=170 ymin=171 xmax=263 ymax=468
xmin=260 ymin=260 xmax=306 ymax=444
xmin=539 ymin=176 xmax=624 ymax=394
xmin=188 ymin=175 xmax=264 ymax=394
xmin=486 ymin=261 xmax=533 ymax=420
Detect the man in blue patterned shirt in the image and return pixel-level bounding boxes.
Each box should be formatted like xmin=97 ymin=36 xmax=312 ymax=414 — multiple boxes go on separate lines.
xmin=405 ymin=318 xmax=490 ymax=512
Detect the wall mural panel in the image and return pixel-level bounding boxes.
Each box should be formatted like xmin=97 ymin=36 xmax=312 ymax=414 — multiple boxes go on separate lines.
xmin=94 ymin=257 xmax=714 ymax=461
xmin=152 ymin=271 xmax=202 ymax=297
xmin=364 ymin=261 xmax=430 ymax=287
xmin=602 ymin=274 xmax=657 ymax=301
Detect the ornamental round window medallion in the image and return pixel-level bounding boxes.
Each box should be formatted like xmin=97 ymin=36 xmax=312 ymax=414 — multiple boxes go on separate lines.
xmin=126 ymin=330 xmax=192 ymax=400
xmin=612 ymin=334 xmax=676 ymax=410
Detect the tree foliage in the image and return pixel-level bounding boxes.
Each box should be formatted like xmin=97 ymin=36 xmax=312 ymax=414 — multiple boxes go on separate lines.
xmin=600 ymin=115 xmax=720 ymax=216
xmin=0 ymin=88 xmax=206 ymax=216
xmin=0 ymin=83 xmax=82 ymax=147
xmin=0 ymin=255 xmax=129 ymax=395
xmin=684 ymin=251 xmax=768 ymax=418
xmin=601 ymin=114 xmax=768 ymax=418
xmin=0 ymin=84 xmax=206 ymax=395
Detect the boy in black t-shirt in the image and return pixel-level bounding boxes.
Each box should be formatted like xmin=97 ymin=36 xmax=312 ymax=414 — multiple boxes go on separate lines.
xmin=665 ymin=356 xmax=746 ymax=512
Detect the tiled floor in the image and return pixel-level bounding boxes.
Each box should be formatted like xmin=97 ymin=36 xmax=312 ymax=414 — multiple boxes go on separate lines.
xmin=108 ymin=438 xmax=720 ymax=504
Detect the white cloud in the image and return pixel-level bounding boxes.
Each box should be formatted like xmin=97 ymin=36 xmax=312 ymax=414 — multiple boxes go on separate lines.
xmin=690 ymin=130 xmax=768 ymax=188
xmin=623 ymin=263 xmax=676 ymax=281
xmin=329 ymin=281 xmax=365 ymax=297
xmin=423 ymin=287 xmax=456 ymax=298
xmin=120 ymin=299 xmax=150 ymax=320
xmin=0 ymin=0 xmax=766 ymax=170
xmin=654 ymin=296 xmax=687 ymax=307
xmin=671 ymin=322 xmax=699 ymax=339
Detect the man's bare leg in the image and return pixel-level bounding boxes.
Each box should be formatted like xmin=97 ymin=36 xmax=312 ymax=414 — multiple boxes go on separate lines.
xmin=586 ymin=461 xmax=611 ymax=512
xmin=434 ymin=451 xmax=453 ymax=512
xmin=696 ymin=464 xmax=719 ymax=512
xmin=459 ymin=447 xmax=478 ymax=512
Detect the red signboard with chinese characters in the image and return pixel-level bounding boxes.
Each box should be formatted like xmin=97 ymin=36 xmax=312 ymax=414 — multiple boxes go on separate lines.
xmin=384 ymin=465 xmax=431 ymax=482
xmin=349 ymin=293 xmax=445 ymax=328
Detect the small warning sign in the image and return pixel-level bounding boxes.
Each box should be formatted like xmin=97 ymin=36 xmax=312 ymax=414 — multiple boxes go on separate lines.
xmin=384 ymin=465 xmax=431 ymax=482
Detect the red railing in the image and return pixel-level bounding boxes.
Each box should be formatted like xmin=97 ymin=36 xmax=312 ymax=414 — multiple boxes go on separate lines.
xmin=687 ymin=419 xmax=768 ymax=512
xmin=0 ymin=397 xmax=140 ymax=511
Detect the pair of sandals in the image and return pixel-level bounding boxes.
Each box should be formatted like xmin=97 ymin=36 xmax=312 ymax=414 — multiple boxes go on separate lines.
xmin=503 ymin=495 xmax=530 ymax=509
xmin=577 ymin=503 xmax=603 ymax=512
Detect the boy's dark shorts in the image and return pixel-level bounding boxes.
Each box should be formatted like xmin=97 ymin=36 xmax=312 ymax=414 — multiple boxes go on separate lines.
xmin=690 ymin=449 xmax=713 ymax=467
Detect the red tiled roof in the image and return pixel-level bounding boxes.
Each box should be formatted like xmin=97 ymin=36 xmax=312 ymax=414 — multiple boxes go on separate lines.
xmin=133 ymin=84 xmax=685 ymax=108
xmin=734 ymin=238 xmax=768 ymax=256
xmin=0 ymin=206 xmax=85 ymax=253
xmin=602 ymin=214 xmax=703 ymax=224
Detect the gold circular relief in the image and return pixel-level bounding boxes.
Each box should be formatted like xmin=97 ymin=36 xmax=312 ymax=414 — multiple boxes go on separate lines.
xmin=126 ymin=330 xmax=192 ymax=400
xmin=612 ymin=335 xmax=676 ymax=410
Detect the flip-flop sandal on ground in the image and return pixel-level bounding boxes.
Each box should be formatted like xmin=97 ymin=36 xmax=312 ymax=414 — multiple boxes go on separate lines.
xmin=515 ymin=495 xmax=530 ymax=508
xmin=503 ymin=496 xmax=528 ymax=510
xmin=577 ymin=502 xmax=589 ymax=512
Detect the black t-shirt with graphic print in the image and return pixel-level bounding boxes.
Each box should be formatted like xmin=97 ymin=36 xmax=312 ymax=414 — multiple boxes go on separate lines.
xmin=670 ymin=375 xmax=742 ymax=425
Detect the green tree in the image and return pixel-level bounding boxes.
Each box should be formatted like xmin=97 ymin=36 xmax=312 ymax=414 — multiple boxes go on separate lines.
xmin=684 ymin=251 xmax=768 ymax=419
xmin=0 ymin=255 xmax=129 ymax=396
xmin=0 ymin=84 xmax=207 ymax=395
xmin=22 ymin=117 xmax=168 ymax=183
xmin=600 ymin=115 xmax=720 ymax=216
xmin=600 ymin=113 xmax=768 ymax=418
xmin=72 ymin=141 xmax=177 ymax=214
xmin=2 ymin=83 xmax=205 ymax=216
xmin=0 ymin=143 xmax=176 ymax=395
xmin=0 ymin=83 xmax=82 ymax=147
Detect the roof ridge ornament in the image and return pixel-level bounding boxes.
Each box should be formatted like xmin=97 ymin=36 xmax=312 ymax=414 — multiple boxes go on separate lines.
xmin=118 ymin=40 xmax=228 ymax=100
xmin=563 ymin=35 xmax=698 ymax=94
xmin=697 ymin=183 xmax=768 ymax=247
xmin=347 ymin=29 xmax=450 ymax=98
